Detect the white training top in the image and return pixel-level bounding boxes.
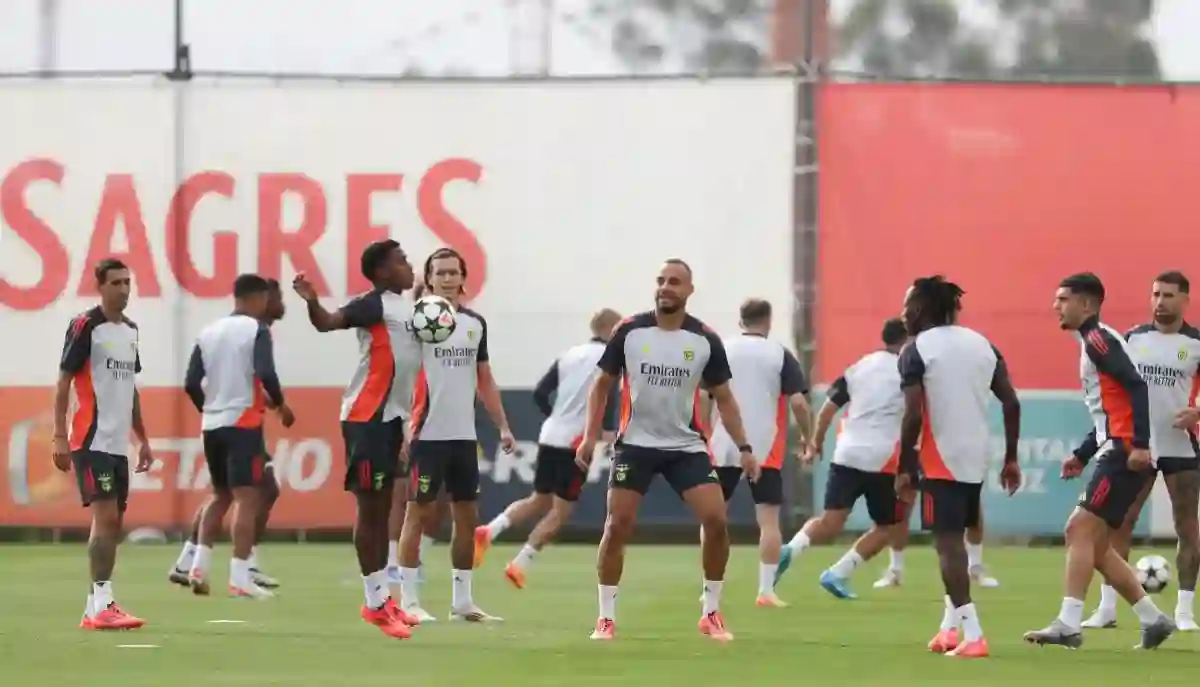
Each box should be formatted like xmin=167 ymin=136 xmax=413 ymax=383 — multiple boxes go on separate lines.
xmin=1125 ymin=323 xmax=1200 ymax=460
xmin=59 ymin=307 xmax=141 ymax=457
xmin=411 ymin=307 xmax=489 ymax=442
xmin=827 ymin=349 xmax=903 ymax=474
xmin=535 ymin=338 xmax=609 ymax=449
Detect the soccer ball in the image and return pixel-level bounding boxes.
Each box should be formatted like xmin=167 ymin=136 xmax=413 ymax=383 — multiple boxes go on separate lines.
xmin=1135 ymin=555 xmax=1171 ymax=594
xmin=411 ymin=295 xmax=457 ymax=344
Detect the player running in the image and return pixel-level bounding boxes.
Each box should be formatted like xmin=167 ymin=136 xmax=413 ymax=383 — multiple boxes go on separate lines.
xmin=170 ymin=279 xmax=287 ymax=591
xmin=1024 ymin=272 xmax=1175 ymax=650
xmin=577 ymin=259 xmax=757 ymax=642
xmin=474 ymin=308 xmax=623 ymax=588
xmin=396 ymin=248 xmax=515 ymax=624
xmin=293 ymin=239 xmax=420 ymax=639
xmin=897 ymin=276 xmax=1022 ymax=659
xmin=56 ymin=258 xmax=153 ymax=630
xmin=774 ymin=317 xmax=906 ymax=599
xmin=1079 ymin=271 xmax=1200 ymax=632
xmin=705 ymin=298 xmax=810 ymax=607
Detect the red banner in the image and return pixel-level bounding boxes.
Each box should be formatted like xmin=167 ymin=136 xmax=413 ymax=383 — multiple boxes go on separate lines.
xmin=816 ymin=83 xmax=1200 ymax=388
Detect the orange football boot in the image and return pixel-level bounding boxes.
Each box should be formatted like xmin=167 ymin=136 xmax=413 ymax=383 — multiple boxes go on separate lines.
xmin=361 ymin=604 xmax=411 ymax=639
xmin=698 ymin=611 xmax=734 ymax=642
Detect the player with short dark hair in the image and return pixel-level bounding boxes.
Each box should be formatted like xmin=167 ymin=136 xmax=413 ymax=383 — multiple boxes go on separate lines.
xmin=897 ymin=276 xmax=1022 ymax=659
xmin=396 ymin=248 xmax=515 ymax=624
xmin=473 ymin=308 xmax=623 ymax=588
xmin=576 ymin=259 xmax=756 ymax=642
xmin=703 ymin=298 xmax=810 ymax=607
xmin=293 ymin=239 xmax=419 ymax=639
xmin=1024 ymin=272 xmax=1175 ymax=650
xmin=56 ymin=258 xmax=153 ymax=630
xmin=774 ymin=318 xmax=906 ymax=599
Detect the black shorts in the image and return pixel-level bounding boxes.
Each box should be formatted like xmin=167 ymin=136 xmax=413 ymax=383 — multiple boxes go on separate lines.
xmin=715 ymin=466 xmax=784 ymax=505
xmin=920 ymin=479 xmax=982 ymax=532
xmin=609 ymin=445 xmax=718 ymax=497
xmin=1080 ymin=445 xmax=1154 ymax=529
xmin=411 ymin=439 xmax=479 ymax=503
xmin=342 ymin=418 xmax=405 ymax=493
xmin=1157 ymin=457 xmax=1199 ymax=476
xmin=203 ymin=427 xmax=269 ymax=490
xmin=72 ymin=450 xmax=130 ymax=512
xmin=533 ymin=445 xmax=587 ymax=502
xmin=825 ymin=463 xmax=901 ymax=525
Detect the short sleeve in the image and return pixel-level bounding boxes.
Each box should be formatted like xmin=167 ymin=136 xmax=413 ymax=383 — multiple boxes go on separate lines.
xmin=598 ymin=321 xmax=631 ymax=376
xmin=129 ymin=321 xmax=142 ymax=374
xmin=135 ymin=349 xmax=142 ymax=374
xmin=780 ymin=349 xmax=809 ymax=396
xmin=60 ymin=315 xmax=94 ymax=374
xmin=476 ymin=316 xmax=489 ymax=363
xmin=897 ymin=342 xmax=926 ymax=388
xmin=702 ymin=334 xmax=733 ymax=388
xmin=828 ymin=376 xmax=850 ymax=407
xmin=338 ymin=291 xmax=384 ymax=329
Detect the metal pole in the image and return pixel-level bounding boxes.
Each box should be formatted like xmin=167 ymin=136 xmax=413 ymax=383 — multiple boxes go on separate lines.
xmin=168 ymin=0 xmax=192 ymax=535
xmin=37 ymin=0 xmax=59 ymax=77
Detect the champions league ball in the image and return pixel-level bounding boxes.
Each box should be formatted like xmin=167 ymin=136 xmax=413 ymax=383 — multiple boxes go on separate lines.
xmin=1135 ymin=555 xmax=1171 ymax=594
xmin=412 ymin=295 xmax=457 ymax=344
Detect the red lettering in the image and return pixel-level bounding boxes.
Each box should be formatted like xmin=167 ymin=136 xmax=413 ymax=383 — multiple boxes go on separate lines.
xmin=0 ymin=158 xmax=70 ymax=310
xmin=79 ymin=175 xmax=160 ymax=297
xmin=346 ymin=173 xmax=403 ymax=294
xmin=257 ymin=174 xmax=329 ymax=295
xmin=166 ymin=171 xmax=239 ymax=298
xmin=418 ymin=159 xmax=487 ymax=302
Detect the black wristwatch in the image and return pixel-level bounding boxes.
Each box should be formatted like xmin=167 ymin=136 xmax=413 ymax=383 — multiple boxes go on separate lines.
xmin=738 ymin=444 xmax=753 ymax=454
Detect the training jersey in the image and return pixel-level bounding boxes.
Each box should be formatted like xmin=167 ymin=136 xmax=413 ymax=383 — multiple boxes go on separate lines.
xmin=59 ymin=307 xmax=141 ymax=456
xmin=1069 ymin=317 xmax=1151 ymax=460
xmin=411 ymin=307 xmax=488 ymax=442
xmin=534 ymin=338 xmax=617 ymax=449
xmin=1123 ymin=324 xmax=1200 ymax=460
xmin=828 ymin=350 xmax=903 ymax=474
xmin=599 ymin=311 xmax=732 ymax=454
xmin=185 ymin=314 xmax=284 ymax=431
xmin=898 ymin=325 xmax=999 ymax=485
xmin=337 ymin=289 xmax=422 ymax=424
xmin=708 ymin=333 xmax=808 ymax=468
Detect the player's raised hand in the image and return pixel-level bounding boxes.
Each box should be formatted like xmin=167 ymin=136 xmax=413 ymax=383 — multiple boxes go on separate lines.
xmin=1127 ymin=448 xmax=1152 ymax=472
xmin=575 ymin=439 xmax=597 ymax=471
xmin=292 ymin=273 xmax=318 ymax=302
xmin=999 ymin=460 xmax=1021 ymax=495
xmin=1060 ymin=455 xmax=1085 ymax=479
xmin=135 ymin=442 xmax=154 ymax=474
xmin=740 ymin=450 xmax=761 ymax=483
xmin=52 ymin=435 xmax=71 ymax=472
xmin=499 ymin=428 xmax=516 ymax=454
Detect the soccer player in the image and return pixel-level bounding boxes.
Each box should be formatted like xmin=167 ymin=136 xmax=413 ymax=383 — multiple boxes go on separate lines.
xmin=396 ymin=248 xmax=515 ymax=623
xmin=576 ymin=258 xmax=756 ymax=642
xmin=774 ymin=317 xmax=906 ymax=599
xmin=897 ymin=276 xmax=1022 ymax=659
xmin=55 ymin=258 xmax=153 ymax=630
xmin=704 ymin=298 xmax=810 ymax=607
xmin=1024 ymin=272 xmax=1175 ymax=650
xmin=1080 ymin=271 xmax=1200 ymax=632
xmin=293 ymin=239 xmax=420 ymax=639
xmin=170 ymin=279 xmax=288 ymax=591
xmin=474 ymin=308 xmax=624 ymax=587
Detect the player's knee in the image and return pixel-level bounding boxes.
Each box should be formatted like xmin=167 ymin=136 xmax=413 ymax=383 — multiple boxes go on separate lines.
xmin=604 ymin=510 xmax=636 ymax=539
xmin=1065 ymin=508 xmax=1101 ymax=542
xmin=699 ymin=505 xmax=728 ymax=533
xmin=1175 ymin=515 xmax=1200 ymax=545
xmin=92 ymin=501 xmax=122 ymax=530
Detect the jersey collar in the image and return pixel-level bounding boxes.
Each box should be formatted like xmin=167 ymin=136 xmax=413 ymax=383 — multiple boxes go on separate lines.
xmin=741 ymin=332 xmax=767 ymax=338
xmin=1078 ymin=315 xmax=1101 ymax=333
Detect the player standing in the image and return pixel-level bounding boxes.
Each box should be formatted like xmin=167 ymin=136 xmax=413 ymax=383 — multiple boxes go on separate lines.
xmin=774 ymin=318 xmax=906 ymax=599
xmin=473 ymin=308 xmax=623 ymax=587
xmin=705 ymin=298 xmax=810 ymax=607
xmin=55 ymin=258 xmax=153 ymax=630
xmin=293 ymin=239 xmax=419 ymax=639
xmin=1024 ymin=272 xmax=1175 ymax=650
xmin=396 ymin=248 xmax=515 ymax=623
xmin=896 ymin=276 xmax=1022 ymax=659
xmin=576 ymin=259 xmax=757 ymax=642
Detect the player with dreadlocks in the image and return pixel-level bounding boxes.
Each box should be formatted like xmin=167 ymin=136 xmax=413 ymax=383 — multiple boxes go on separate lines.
xmin=896 ymin=275 xmax=1022 ymax=658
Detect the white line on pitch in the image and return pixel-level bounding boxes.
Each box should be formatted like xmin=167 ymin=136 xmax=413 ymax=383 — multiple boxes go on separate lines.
xmin=117 ymin=644 xmax=160 ymax=649
xmin=206 ymin=619 xmax=246 ymax=624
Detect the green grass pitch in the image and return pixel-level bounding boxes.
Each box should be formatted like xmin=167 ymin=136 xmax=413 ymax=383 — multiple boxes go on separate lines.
xmin=2 ymin=543 xmax=1198 ymax=685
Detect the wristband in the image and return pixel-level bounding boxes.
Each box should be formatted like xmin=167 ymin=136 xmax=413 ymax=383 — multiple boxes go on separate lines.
xmin=738 ymin=444 xmax=753 ymax=454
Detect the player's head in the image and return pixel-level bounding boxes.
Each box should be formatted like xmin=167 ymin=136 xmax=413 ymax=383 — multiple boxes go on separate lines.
xmin=94 ymin=258 xmax=132 ymax=314
xmin=265 ymin=278 xmax=286 ymax=323
xmin=233 ymin=273 xmax=272 ymax=319
xmin=655 ymin=259 xmax=694 ymax=315
xmin=590 ymin=308 xmax=622 ymax=342
xmin=739 ymin=298 xmax=773 ymax=335
xmin=1054 ymin=272 xmax=1105 ymax=331
xmin=881 ymin=317 xmax=908 ymax=351
xmin=361 ymin=239 xmax=414 ymax=293
xmin=902 ymin=275 xmax=963 ymax=335
xmin=424 ymin=248 xmax=467 ymax=301
xmin=1152 ymin=270 xmax=1190 ymax=326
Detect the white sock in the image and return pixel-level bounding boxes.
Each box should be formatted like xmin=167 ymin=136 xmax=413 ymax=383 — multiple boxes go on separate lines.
xmin=786 ymin=531 xmax=811 ymax=555
xmin=889 ymin=548 xmax=905 ymax=572
xmin=363 ymin=573 xmax=387 ymax=608
xmin=174 ymin=541 xmax=197 ymax=571
xmin=190 ymin=545 xmax=212 ymax=578
xmin=758 ymin=563 xmax=778 ymax=594
xmin=1057 ymin=596 xmax=1085 ymax=631
xmin=452 ymin=569 xmax=473 ymax=609
xmin=92 ymin=581 xmax=114 ymax=613
xmin=512 ymin=544 xmax=538 ymax=571
xmin=248 ymin=546 xmax=260 ymax=569
xmin=599 ymin=584 xmax=618 ymax=620
xmin=399 ymin=567 xmax=421 ymax=608
xmin=966 ymin=542 xmax=984 ymax=569
xmin=387 ymin=541 xmax=399 ymax=569
xmin=84 ymin=593 xmax=95 ymax=618
xmin=829 ymin=549 xmax=864 ymax=579
xmin=230 ymin=558 xmax=252 ymax=589
xmin=702 ymin=580 xmax=723 ymax=615
xmin=939 ymin=595 xmax=958 ymax=631
xmin=1178 ymin=589 xmax=1195 ymax=616
xmin=1132 ymin=595 xmax=1164 ymax=625
xmin=957 ymin=603 xmax=984 ymax=641
xmin=487 ymin=513 xmax=511 ymax=542
xmin=419 ymin=535 xmax=434 ymax=564
xmin=1098 ymin=584 xmax=1118 ymax=612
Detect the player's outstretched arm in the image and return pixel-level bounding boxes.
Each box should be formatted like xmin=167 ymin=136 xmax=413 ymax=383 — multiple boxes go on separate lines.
xmin=781 ymin=350 xmax=812 ymax=444
xmin=989 ymin=348 xmax=1021 ymax=466
xmin=531 ymin=362 xmax=559 ymax=417
xmin=293 ymin=274 xmax=376 ymax=332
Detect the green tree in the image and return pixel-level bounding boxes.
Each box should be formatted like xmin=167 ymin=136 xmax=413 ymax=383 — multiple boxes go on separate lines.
xmin=594 ymin=0 xmax=767 ymax=74
xmin=836 ymin=0 xmax=996 ymax=78
xmin=998 ymin=0 xmax=1160 ymax=80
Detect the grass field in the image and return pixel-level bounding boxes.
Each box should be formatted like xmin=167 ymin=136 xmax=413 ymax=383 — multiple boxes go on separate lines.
xmin=2 ymin=542 xmax=1199 ymax=685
